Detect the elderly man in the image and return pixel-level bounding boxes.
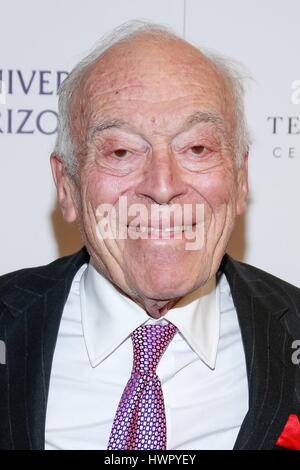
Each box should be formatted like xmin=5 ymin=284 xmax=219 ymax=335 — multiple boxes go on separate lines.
xmin=0 ymin=21 xmax=299 ymax=451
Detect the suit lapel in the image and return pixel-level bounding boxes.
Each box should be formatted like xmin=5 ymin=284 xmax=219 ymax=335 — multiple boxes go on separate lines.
xmin=0 ymin=247 xmax=89 ymax=449
xmin=221 ymin=255 xmax=297 ymax=449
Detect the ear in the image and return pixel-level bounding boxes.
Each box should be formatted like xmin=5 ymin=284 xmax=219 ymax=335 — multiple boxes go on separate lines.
xmin=50 ymin=153 xmax=78 ymax=223
xmin=236 ymin=152 xmax=249 ymax=216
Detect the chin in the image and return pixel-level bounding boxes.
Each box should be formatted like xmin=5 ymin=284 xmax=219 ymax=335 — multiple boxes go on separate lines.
xmin=133 ymin=268 xmax=200 ymax=301
xmin=124 ymin=245 xmax=212 ymax=299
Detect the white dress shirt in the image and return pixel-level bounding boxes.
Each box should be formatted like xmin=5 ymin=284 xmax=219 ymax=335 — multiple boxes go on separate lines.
xmin=45 ymin=262 xmax=249 ymax=450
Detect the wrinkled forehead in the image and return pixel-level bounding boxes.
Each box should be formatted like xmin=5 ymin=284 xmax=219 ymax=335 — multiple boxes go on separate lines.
xmin=70 ymin=37 xmax=233 ymax=137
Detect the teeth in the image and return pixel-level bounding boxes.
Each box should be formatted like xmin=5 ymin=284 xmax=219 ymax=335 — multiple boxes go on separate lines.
xmin=129 ymin=225 xmax=194 ymax=233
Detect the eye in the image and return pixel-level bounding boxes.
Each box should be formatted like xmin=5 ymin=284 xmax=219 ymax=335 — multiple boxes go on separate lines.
xmin=113 ymin=148 xmax=130 ymax=158
xmin=190 ymin=145 xmax=205 ymax=155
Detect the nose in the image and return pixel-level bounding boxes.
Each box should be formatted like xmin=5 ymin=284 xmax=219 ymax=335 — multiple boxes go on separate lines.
xmin=135 ymin=146 xmax=187 ymax=204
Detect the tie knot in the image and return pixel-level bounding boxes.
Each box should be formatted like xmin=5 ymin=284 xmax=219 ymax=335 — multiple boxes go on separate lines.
xmin=131 ymin=323 xmax=177 ymax=374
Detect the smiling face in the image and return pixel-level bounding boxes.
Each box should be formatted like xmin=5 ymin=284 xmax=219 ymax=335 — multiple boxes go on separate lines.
xmin=51 ymin=34 xmax=248 ymax=316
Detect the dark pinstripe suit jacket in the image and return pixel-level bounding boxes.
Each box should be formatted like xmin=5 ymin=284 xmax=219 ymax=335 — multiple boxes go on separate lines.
xmin=0 ymin=246 xmax=299 ymax=450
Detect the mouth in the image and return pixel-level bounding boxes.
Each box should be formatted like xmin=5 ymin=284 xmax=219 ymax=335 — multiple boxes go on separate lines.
xmin=127 ymin=224 xmax=198 ymax=239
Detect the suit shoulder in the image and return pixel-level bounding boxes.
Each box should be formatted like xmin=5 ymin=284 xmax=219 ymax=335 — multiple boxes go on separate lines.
xmin=228 ymin=256 xmax=300 ymax=300
xmin=0 ymin=247 xmax=89 ymax=296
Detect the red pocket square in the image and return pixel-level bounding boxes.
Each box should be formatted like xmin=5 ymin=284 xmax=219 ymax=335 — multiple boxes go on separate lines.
xmin=276 ymin=414 xmax=300 ymax=450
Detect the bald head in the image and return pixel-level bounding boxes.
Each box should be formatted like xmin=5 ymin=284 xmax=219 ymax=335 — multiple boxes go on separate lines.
xmin=55 ymin=21 xmax=249 ymax=176
xmin=70 ymin=33 xmax=235 ymax=162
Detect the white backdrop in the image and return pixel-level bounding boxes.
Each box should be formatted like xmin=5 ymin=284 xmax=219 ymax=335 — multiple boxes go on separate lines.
xmin=1 ymin=0 xmax=299 ymax=286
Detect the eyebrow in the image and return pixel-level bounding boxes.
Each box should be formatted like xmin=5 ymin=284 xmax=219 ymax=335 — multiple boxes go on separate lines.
xmin=184 ymin=111 xmax=227 ymax=136
xmin=186 ymin=111 xmax=225 ymax=130
xmin=87 ymin=111 xmax=227 ymax=142
xmin=87 ymin=119 xmax=127 ymax=141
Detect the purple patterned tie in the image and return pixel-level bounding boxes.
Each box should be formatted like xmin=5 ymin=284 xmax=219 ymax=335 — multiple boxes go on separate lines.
xmin=107 ymin=322 xmax=177 ymax=450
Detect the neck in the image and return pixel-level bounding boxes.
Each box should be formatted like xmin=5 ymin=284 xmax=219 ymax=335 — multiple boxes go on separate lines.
xmin=133 ymin=297 xmax=181 ymax=319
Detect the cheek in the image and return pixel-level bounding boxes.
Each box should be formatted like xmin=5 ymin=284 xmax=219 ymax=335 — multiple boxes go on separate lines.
xmin=192 ymin=169 xmax=236 ymax=209
xmin=82 ymin=169 xmax=125 ymax=209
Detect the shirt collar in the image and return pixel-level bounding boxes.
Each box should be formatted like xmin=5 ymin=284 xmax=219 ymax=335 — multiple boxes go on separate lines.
xmin=80 ymin=263 xmax=220 ymax=370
